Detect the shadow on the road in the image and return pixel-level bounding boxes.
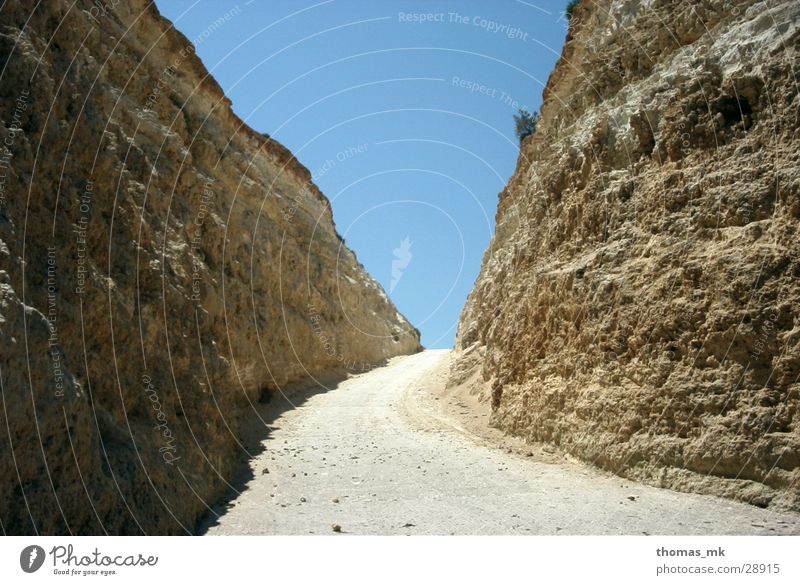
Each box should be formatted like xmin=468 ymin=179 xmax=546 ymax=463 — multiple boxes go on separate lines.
xmin=193 ymin=364 xmax=387 ymax=535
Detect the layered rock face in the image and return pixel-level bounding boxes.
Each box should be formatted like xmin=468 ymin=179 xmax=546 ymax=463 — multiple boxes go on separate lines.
xmin=0 ymin=0 xmax=419 ymax=534
xmin=454 ymin=0 xmax=799 ymax=510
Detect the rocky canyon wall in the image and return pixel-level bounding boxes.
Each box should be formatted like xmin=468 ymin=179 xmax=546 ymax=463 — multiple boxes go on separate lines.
xmin=0 ymin=0 xmax=420 ymax=534
xmin=453 ymin=0 xmax=799 ymax=510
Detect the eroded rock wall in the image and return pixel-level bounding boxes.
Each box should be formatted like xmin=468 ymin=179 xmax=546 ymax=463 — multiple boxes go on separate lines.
xmin=453 ymin=0 xmax=799 ymax=510
xmin=0 ymin=0 xmax=419 ymax=534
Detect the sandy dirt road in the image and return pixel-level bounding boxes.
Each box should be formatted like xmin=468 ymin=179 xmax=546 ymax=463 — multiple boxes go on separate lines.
xmin=202 ymin=350 xmax=800 ymax=535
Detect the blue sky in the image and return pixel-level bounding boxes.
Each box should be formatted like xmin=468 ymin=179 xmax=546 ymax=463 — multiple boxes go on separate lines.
xmin=155 ymin=0 xmax=572 ymax=348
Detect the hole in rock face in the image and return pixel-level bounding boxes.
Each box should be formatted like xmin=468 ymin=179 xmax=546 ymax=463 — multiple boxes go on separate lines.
xmin=258 ymin=387 xmax=272 ymax=404
xmin=491 ymin=383 xmax=503 ymax=410
xmin=715 ymin=95 xmax=752 ymax=127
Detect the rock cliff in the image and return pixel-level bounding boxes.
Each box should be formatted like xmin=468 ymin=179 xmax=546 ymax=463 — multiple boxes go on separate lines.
xmin=453 ymin=0 xmax=799 ymax=510
xmin=0 ymin=0 xmax=419 ymax=534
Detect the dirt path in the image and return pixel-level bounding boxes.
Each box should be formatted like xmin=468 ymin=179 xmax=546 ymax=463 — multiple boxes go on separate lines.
xmin=203 ymin=350 xmax=800 ymax=535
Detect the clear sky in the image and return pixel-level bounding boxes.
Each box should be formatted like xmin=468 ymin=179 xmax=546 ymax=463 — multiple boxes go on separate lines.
xmin=155 ymin=0 xmax=572 ymax=348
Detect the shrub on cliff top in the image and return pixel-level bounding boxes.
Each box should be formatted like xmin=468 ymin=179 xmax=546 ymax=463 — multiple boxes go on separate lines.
xmin=566 ymin=0 xmax=580 ymax=20
xmin=514 ymin=109 xmax=539 ymax=141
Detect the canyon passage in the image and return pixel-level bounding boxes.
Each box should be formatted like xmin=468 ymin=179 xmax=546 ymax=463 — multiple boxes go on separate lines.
xmin=0 ymin=0 xmax=798 ymax=535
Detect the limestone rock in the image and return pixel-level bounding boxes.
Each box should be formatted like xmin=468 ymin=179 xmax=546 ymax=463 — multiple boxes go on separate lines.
xmin=452 ymin=0 xmax=800 ymax=511
xmin=0 ymin=0 xmax=419 ymax=534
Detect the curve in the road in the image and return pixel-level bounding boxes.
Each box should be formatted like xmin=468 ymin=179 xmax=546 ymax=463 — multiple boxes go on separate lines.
xmin=203 ymin=350 xmax=800 ymax=535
